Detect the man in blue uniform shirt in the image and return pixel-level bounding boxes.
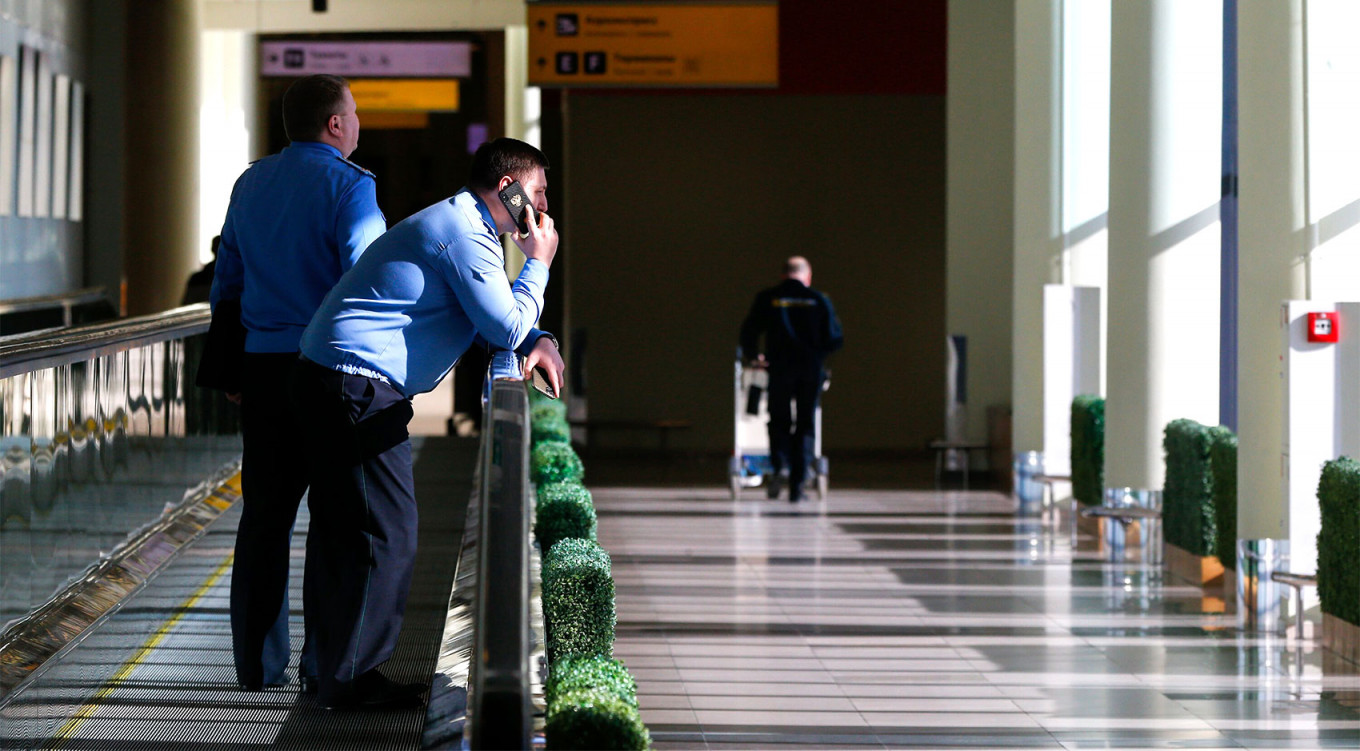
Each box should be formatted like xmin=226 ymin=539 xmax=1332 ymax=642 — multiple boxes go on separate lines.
xmin=294 ymin=137 xmax=564 ymax=709
xmin=210 ymin=74 xmax=386 ymax=693
xmin=740 ymin=257 xmax=844 ymax=502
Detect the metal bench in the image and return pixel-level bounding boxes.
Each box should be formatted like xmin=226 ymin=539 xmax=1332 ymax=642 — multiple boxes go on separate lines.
xmin=1271 ymin=571 xmax=1317 ymax=637
xmin=928 ymin=439 xmax=989 ymax=490
xmin=1080 ymin=504 xmax=1162 ymax=563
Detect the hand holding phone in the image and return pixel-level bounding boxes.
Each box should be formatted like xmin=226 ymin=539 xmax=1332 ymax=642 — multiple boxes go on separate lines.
xmin=499 ymin=180 xmax=558 ymax=266
xmin=498 ymin=181 xmax=535 ymax=236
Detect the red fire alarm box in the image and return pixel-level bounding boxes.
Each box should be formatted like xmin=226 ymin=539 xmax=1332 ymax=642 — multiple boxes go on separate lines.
xmin=1307 ymin=311 xmax=1339 ymax=343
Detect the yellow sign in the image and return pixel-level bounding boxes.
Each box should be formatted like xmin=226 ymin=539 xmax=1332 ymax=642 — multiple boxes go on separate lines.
xmin=528 ymin=2 xmax=778 ymax=87
xmin=349 ymin=79 xmax=460 ymax=112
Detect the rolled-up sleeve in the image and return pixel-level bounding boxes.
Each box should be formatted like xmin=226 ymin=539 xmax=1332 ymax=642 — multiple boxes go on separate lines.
xmin=435 ymin=234 xmax=548 ymax=352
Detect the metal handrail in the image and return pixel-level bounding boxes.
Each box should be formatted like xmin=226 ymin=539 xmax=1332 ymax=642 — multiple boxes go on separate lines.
xmin=470 ymin=350 xmax=533 ymax=749
xmin=0 ymin=304 xmax=211 ymax=379
xmin=0 ymin=286 xmax=108 ymax=316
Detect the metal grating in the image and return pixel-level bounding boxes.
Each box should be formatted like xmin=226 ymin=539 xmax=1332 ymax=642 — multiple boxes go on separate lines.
xmin=0 ymin=437 xmax=477 ymax=751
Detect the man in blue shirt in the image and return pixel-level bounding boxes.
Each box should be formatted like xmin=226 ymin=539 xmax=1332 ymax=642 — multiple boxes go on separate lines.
xmin=294 ymin=137 xmax=563 ymax=709
xmin=210 ymin=74 xmax=386 ymax=693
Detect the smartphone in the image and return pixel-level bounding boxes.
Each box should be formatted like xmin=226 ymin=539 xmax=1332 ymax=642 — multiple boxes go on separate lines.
xmin=498 ymin=181 xmax=534 ymax=235
xmin=530 ymin=366 xmax=559 ymax=399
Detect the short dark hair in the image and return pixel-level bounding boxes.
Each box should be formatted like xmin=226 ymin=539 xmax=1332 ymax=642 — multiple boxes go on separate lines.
xmin=468 ymin=138 xmax=550 ymax=191
xmin=282 ymin=74 xmax=350 ymax=142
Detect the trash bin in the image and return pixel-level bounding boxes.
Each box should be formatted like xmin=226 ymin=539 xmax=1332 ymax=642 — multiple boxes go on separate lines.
xmin=1237 ymin=538 xmax=1290 ymax=633
xmin=1013 ymin=451 xmax=1044 ymax=509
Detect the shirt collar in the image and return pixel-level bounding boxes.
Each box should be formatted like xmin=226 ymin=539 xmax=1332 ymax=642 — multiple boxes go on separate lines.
xmin=462 ymin=188 xmax=500 ymax=235
xmin=287 ymin=141 xmax=343 ymax=158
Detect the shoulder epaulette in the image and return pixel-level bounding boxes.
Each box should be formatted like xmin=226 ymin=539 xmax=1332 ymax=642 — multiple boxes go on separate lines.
xmin=336 ymin=156 xmax=376 ymax=179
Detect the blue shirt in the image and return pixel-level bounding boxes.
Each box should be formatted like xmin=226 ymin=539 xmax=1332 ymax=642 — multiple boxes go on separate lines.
xmin=210 ymin=141 xmax=386 ymax=353
xmin=300 ymin=189 xmax=551 ymax=397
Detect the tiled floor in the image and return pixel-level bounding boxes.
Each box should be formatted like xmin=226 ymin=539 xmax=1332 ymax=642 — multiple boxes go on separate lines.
xmin=594 ymin=488 xmax=1360 ymax=750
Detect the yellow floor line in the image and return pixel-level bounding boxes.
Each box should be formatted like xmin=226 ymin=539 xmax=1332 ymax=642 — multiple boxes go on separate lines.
xmin=49 ymin=551 xmax=235 ymax=746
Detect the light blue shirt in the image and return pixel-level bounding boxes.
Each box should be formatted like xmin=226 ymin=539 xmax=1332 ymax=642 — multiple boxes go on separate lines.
xmin=300 ymin=189 xmax=551 ymax=397
xmin=211 ymin=141 xmax=386 ymax=353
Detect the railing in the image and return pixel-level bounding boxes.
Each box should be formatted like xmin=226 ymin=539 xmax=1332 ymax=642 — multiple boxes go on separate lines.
xmin=0 ymin=287 xmax=116 ymax=337
xmin=469 ymin=350 xmax=533 ymax=749
xmin=0 ymin=303 xmax=242 ymax=704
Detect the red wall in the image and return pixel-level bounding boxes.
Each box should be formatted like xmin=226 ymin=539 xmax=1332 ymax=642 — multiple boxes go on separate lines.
xmin=777 ymin=0 xmax=946 ymax=95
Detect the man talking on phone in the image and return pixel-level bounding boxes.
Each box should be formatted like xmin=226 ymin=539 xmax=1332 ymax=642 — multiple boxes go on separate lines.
xmin=291 ymin=137 xmax=563 ymax=709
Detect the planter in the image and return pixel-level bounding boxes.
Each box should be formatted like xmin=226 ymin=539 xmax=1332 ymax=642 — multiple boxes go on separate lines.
xmin=1323 ymin=613 xmax=1360 ymax=666
xmin=1164 ymin=541 xmax=1224 ymax=587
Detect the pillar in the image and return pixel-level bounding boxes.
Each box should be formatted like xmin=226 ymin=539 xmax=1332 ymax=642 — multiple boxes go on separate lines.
xmin=1106 ymin=0 xmax=1222 ymax=498
xmin=1234 ymin=0 xmax=1307 ymax=543
xmin=123 ymin=0 xmax=201 ymax=315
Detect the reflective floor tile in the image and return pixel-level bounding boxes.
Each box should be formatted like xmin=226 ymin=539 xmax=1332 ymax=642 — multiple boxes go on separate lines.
xmin=694 ymin=709 xmax=869 ymax=728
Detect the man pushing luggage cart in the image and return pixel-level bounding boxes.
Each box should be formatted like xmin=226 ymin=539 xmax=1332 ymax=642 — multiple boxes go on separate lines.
xmin=734 ymin=256 xmax=843 ymax=502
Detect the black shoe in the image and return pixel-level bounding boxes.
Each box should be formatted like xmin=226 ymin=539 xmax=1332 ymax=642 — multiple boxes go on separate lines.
xmin=320 ymin=671 xmax=426 ymax=710
xmin=789 ymin=488 xmax=805 ymax=503
xmin=299 ymin=675 xmax=319 ymax=695
xmin=766 ymin=472 xmax=784 ymax=500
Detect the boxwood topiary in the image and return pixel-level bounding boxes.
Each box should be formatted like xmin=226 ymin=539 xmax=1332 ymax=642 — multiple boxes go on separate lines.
xmin=532 ymin=398 xmax=568 ymax=423
xmin=542 ymin=538 xmax=615 ymax=662
xmin=546 ymin=655 xmax=638 ymax=709
xmin=1070 ymin=395 xmax=1105 ymax=505
xmin=1317 ymin=457 xmax=1360 ymax=626
xmin=536 ymin=481 xmax=597 ymax=551
xmin=545 ymin=689 xmax=650 ymax=750
xmin=1209 ymin=427 xmax=1237 ymax=569
xmin=533 ymin=441 xmax=585 ymax=485
xmin=1162 ymin=419 xmax=1218 ymax=556
xmin=533 ymin=415 xmax=572 ymax=446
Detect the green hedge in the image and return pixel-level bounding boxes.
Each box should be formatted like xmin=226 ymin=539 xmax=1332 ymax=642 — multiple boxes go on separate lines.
xmin=545 ymin=689 xmax=650 ymax=750
xmin=1317 ymin=457 xmax=1360 ymax=626
xmin=536 ymin=481 xmax=597 ymax=551
xmin=533 ymin=398 xmax=569 ymax=424
xmin=1162 ymin=419 xmax=1218 ymax=556
xmin=1071 ymin=395 xmax=1105 ymax=506
xmin=533 ymin=441 xmax=585 ymax=485
xmin=1209 ymin=428 xmax=1238 ymax=570
xmin=542 ymin=538 xmax=615 ymax=662
xmin=546 ymin=655 xmax=638 ymax=709
xmin=533 ymin=415 xmax=572 ymax=446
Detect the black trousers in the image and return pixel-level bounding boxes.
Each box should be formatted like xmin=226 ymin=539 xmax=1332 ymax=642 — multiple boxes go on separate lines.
xmin=767 ymin=367 xmax=822 ymax=491
xmin=231 ymin=352 xmax=311 ymax=687
xmin=291 ymin=359 xmax=416 ymax=701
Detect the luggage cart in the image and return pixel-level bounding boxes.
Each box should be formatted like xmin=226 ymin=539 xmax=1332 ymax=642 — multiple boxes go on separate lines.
xmin=729 ymin=356 xmax=828 ymax=500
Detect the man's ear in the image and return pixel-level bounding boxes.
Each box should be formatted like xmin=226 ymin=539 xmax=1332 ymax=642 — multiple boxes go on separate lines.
xmin=328 ymin=113 xmax=343 ymax=136
xmin=497 ymin=175 xmax=514 ymax=191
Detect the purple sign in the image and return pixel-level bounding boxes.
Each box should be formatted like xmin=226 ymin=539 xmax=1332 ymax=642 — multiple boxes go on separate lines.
xmin=260 ymin=41 xmax=472 ymax=78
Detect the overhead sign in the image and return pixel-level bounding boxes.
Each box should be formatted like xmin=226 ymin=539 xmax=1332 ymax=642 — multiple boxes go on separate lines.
xmin=349 ymin=79 xmax=460 ymax=112
xmin=260 ymin=41 xmax=472 ymax=78
xmin=527 ymin=2 xmax=778 ymax=87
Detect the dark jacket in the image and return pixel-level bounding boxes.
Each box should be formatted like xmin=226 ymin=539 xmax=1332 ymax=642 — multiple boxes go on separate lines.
xmin=739 ymin=278 xmax=844 ymax=372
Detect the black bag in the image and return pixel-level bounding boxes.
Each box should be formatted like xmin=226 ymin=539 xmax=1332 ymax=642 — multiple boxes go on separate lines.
xmin=195 ymin=299 xmax=246 ymax=394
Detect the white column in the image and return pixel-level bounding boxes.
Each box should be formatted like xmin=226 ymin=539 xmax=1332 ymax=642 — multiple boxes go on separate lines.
xmin=1010 ymin=0 xmax=1061 ymax=459
xmin=1106 ymin=0 xmax=1222 ymax=494
xmin=1235 ymin=0 xmax=1307 ymax=542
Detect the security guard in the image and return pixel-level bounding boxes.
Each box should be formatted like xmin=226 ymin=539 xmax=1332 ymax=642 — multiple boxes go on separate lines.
xmin=293 ymin=137 xmax=564 ymax=709
xmin=210 ymin=74 xmax=386 ymax=693
xmin=739 ymin=256 xmax=844 ymax=502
